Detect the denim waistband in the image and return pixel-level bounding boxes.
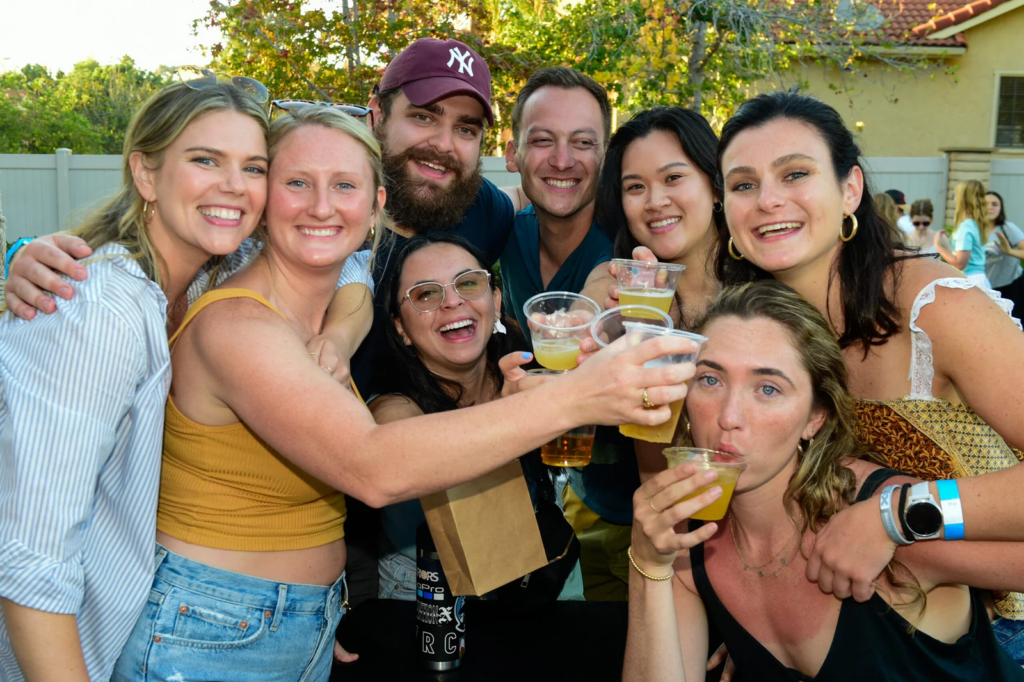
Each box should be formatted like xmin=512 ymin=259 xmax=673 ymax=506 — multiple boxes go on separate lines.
xmin=152 ymin=544 xmax=347 ymax=616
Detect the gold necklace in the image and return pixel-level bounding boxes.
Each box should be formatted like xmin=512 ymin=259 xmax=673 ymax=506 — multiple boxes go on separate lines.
xmin=728 ymin=513 xmax=800 ymax=579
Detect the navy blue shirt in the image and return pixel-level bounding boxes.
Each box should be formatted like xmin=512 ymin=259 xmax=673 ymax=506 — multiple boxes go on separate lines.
xmin=352 ymin=178 xmax=516 ymax=397
xmin=499 ymin=207 xmax=638 ymax=526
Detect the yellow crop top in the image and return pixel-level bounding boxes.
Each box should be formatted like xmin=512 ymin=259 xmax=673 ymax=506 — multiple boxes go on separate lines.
xmin=157 ymin=288 xmax=351 ymax=551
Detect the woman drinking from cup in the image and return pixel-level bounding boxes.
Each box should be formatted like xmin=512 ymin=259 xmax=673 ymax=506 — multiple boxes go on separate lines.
xmin=370 ymin=231 xmax=584 ymax=602
xmin=714 ymin=90 xmax=1024 ymax=646
xmin=624 ymin=281 xmax=1024 ymax=681
xmin=110 ymin=105 xmax=694 ymax=680
xmin=0 ymin=79 xmax=270 ymax=682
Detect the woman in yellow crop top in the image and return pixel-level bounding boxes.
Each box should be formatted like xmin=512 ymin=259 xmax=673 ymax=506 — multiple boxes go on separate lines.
xmin=110 ymin=104 xmax=701 ymax=680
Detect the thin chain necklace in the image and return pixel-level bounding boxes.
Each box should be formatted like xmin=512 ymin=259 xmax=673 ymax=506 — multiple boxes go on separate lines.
xmin=728 ymin=513 xmax=800 ymax=579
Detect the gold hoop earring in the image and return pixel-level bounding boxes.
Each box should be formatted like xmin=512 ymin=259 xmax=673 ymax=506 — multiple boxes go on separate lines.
xmin=367 ymin=223 xmax=376 ymax=242
xmin=143 ymin=202 xmax=151 ymax=223
xmin=840 ymin=213 xmax=859 ymax=242
xmin=728 ymin=237 xmax=744 ymax=261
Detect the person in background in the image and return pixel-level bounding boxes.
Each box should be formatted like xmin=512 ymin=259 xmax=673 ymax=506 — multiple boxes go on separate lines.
xmin=0 ymin=79 xmax=271 ymax=682
xmin=885 ymin=188 xmax=914 ymax=235
xmin=624 ymin=280 xmax=1024 ymax=681
xmin=904 ymin=198 xmax=938 ymax=254
xmin=934 ymin=180 xmax=992 ymax=288
xmin=985 ymin=190 xmax=1024 ymax=314
xmin=873 ymin=192 xmax=900 ymax=236
xmin=372 ymin=232 xmax=584 ymax=602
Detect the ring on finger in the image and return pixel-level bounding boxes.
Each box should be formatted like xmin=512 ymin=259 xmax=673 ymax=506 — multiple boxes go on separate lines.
xmin=320 ymin=365 xmax=336 ymax=376
xmin=650 ymin=499 xmax=661 ymax=514
xmin=309 ymin=352 xmax=320 ymax=358
xmin=642 ymin=388 xmax=658 ymax=410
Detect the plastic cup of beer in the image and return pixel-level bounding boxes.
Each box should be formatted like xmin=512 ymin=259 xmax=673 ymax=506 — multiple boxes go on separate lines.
xmin=618 ymin=322 xmax=707 ymax=443
xmin=528 ymin=369 xmax=596 ymax=467
xmin=612 ymin=259 xmax=685 ymax=319
xmin=523 ymin=292 xmax=602 ymax=371
xmin=663 ymin=447 xmax=746 ymax=521
xmin=589 ymin=304 xmax=672 ymax=348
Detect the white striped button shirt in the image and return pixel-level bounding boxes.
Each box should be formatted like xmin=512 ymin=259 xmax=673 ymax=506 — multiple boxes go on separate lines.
xmin=0 ymin=240 xmax=372 ymax=680
xmin=0 ymin=243 xmax=171 ymax=681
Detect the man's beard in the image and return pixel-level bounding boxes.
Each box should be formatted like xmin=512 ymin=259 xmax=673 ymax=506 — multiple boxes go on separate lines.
xmin=379 ymin=127 xmax=484 ymax=234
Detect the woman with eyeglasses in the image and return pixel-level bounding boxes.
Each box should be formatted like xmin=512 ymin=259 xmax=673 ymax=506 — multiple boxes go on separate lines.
xmin=109 ymin=105 xmax=693 ymax=681
xmin=371 ymin=231 xmax=584 ymax=602
xmin=985 ymin=190 xmax=1024 ymax=314
xmin=0 ymin=80 xmax=270 ymax=682
xmin=904 ymin=198 xmax=938 ymax=254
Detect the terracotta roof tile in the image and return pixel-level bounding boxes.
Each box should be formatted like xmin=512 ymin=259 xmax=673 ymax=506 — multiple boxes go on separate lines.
xmin=870 ymin=0 xmax=968 ymax=46
xmin=911 ymin=0 xmax=1010 ymax=36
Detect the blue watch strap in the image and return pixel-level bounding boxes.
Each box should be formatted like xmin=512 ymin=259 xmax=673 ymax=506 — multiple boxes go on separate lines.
xmin=4 ymin=237 xmax=33 ymax=276
xmin=936 ymin=479 xmax=964 ymax=540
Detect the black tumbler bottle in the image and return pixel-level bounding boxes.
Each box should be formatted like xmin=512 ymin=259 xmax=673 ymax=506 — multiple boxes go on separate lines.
xmin=415 ymin=523 xmax=466 ymax=671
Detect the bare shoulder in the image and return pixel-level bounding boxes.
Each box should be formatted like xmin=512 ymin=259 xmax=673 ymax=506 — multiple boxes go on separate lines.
xmin=185 ymin=295 xmax=293 ymax=365
xmin=369 ymin=393 xmax=425 ymax=424
xmin=893 ymin=256 xmax=964 ymax=312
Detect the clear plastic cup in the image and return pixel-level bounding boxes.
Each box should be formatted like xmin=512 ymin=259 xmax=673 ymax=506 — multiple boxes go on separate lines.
xmin=612 ymin=259 xmax=685 ymax=319
xmin=527 ymin=369 xmax=596 ymax=467
xmin=663 ymin=447 xmax=746 ymax=521
xmin=523 ymin=292 xmax=602 ymax=371
xmin=618 ymin=322 xmax=707 ymax=443
xmin=590 ymin=305 xmax=672 ymax=348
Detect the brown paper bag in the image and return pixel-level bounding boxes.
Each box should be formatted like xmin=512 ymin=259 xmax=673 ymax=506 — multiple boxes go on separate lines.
xmin=420 ymin=460 xmax=548 ymax=596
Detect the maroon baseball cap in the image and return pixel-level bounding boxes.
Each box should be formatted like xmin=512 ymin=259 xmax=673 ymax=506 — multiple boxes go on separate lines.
xmin=378 ymin=38 xmax=494 ymax=126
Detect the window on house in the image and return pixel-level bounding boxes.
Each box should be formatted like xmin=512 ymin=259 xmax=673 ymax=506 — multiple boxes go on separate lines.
xmin=996 ymin=76 xmax=1024 ymax=148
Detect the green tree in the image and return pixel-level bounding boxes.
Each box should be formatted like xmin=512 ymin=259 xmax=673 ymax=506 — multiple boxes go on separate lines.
xmin=0 ymin=58 xmax=168 ymax=154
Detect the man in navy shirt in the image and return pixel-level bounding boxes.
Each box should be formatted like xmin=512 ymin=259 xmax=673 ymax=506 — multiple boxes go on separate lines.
xmin=351 ymin=37 xmax=524 ymax=398
xmin=501 ymin=68 xmax=637 ymax=601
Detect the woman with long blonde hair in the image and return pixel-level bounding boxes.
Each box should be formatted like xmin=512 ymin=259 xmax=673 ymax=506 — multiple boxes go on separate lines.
xmin=935 ymin=180 xmax=992 ymax=288
xmin=0 ymin=79 xmax=270 ymax=681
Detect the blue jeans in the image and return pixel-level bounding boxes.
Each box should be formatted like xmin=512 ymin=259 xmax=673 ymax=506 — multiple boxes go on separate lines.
xmin=993 ymin=617 xmax=1024 ymax=666
xmin=112 ymin=545 xmax=347 ymax=682
xmin=378 ymin=551 xmax=418 ymax=601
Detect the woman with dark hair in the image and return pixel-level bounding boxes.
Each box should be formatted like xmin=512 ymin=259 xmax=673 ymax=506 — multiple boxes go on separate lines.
xmin=370 ymin=231 xmax=583 ymax=601
xmin=624 ymin=280 xmax=1024 ymax=681
xmin=905 ymin=198 xmax=937 ymax=254
xmin=593 ymin=106 xmax=724 ymax=331
xmin=713 ymin=90 xmax=1024 ymax=647
xmin=985 ymin=190 xmax=1024 ymax=313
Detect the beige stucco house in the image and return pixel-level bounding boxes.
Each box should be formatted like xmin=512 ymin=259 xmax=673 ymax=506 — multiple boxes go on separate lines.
xmin=782 ymin=0 xmax=1024 ymax=225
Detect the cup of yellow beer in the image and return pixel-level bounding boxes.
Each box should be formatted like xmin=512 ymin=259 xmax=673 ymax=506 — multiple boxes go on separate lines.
xmin=617 ymin=322 xmax=706 ymax=443
xmin=527 ymin=369 xmax=596 ymax=467
xmin=663 ymin=447 xmax=745 ymax=521
xmin=523 ymin=292 xmax=602 ymax=371
xmin=589 ymin=304 xmax=672 ymax=348
xmin=611 ymin=259 xmax=685 ymax=318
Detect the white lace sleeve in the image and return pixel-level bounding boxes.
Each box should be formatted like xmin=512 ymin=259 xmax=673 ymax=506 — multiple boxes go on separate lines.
xmin=907 ymin=277 xmax=1022 ymax=400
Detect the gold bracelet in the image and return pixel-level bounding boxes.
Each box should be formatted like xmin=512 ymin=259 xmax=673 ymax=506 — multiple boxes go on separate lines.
xmin=627 ymin=545 xmax=673 ymax=581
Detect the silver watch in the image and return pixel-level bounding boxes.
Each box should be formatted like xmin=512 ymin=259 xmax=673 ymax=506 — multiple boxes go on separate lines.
xmin=904 ymin=481 xmax=942 ymax=541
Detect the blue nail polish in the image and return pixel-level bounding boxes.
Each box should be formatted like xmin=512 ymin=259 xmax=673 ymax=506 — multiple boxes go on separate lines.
xmin=521 ymin=352 xmax=532 ymax=359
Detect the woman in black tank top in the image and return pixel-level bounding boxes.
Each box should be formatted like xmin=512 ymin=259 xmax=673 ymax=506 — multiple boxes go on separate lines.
xmin=623 ymin=282 xmax=1024 ymax=681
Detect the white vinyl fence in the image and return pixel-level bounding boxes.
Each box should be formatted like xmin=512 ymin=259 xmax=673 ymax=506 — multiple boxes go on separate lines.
xmin=1 ymin=152 xmax=1022 ymax=244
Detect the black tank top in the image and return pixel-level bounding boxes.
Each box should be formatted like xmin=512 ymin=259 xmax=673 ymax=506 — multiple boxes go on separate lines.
xmin=690 ymin=468 xmax=1024 ymax=681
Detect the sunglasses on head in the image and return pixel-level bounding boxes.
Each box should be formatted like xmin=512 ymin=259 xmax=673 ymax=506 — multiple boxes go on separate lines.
xmin=271 ymin=100 xmax=373 ymax=127
xmin=176 ymin=66 xmax=269 ymax=103
xmin=913 ymin=220 xmax=932 ymax=227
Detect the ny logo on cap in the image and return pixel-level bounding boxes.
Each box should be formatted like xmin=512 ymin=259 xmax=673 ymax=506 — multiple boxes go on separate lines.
xmin=447 ymin=47 xmax=475 ymax=77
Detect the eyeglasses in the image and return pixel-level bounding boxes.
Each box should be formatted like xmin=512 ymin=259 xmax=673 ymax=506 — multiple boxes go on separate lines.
xmin=913 ymin=220 xmax=932 ymax=227
xmin=402 ymin=270 xmax=492 ymax=312
xmin=176 ymin=66 xmax=269 ymax=103
xmin=271 ymin=100 xmax=373 ymax=128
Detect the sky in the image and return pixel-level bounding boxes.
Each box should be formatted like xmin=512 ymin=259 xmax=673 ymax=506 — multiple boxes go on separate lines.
xmin=1 ymin=0 xmax=224 ymax=74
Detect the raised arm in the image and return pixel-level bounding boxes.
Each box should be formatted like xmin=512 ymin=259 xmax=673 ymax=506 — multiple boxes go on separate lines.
xmin=933 ymin=231 xmax=969 ymax=270
xmin=192 ymin=300 xmax=698 ymax=508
